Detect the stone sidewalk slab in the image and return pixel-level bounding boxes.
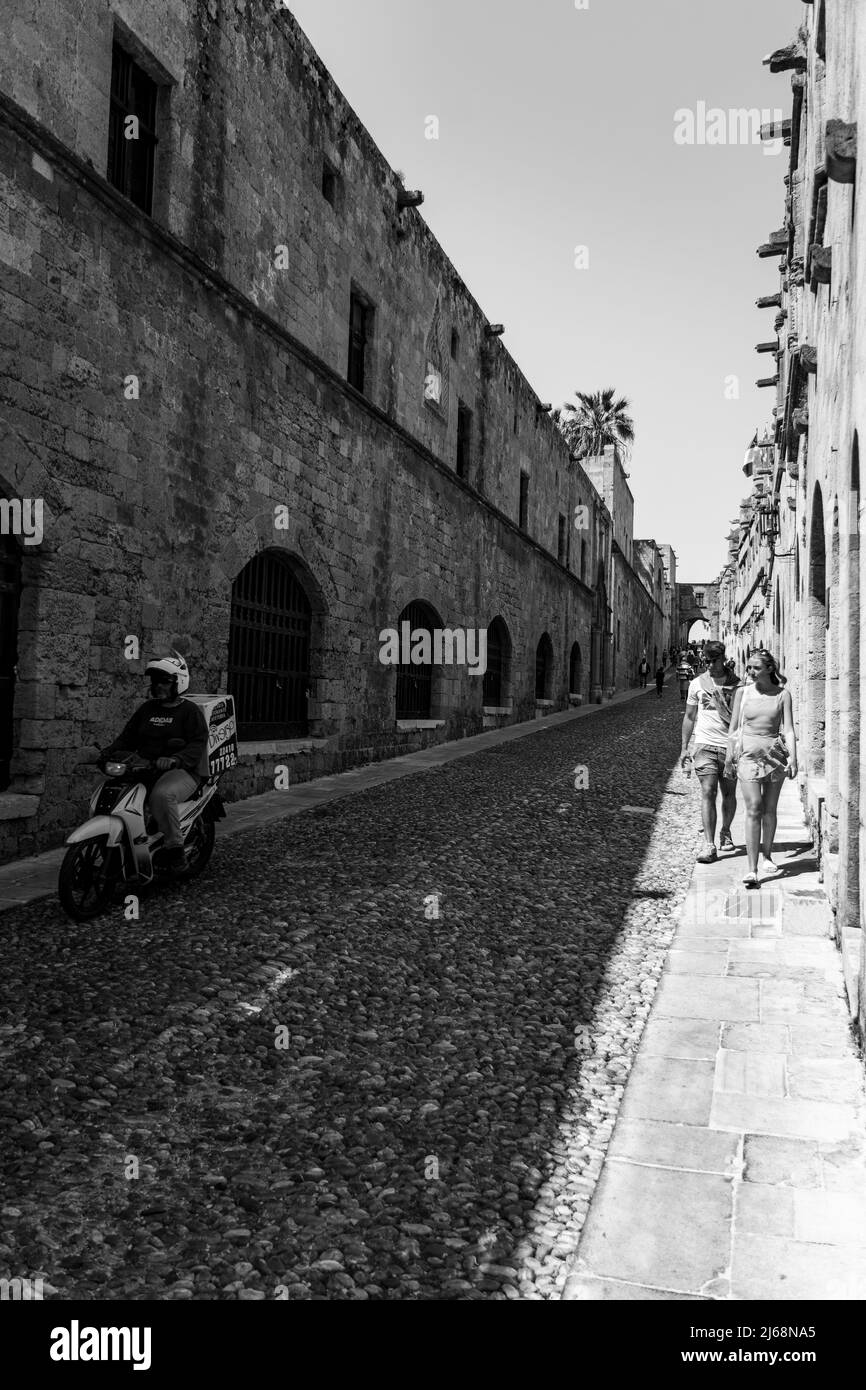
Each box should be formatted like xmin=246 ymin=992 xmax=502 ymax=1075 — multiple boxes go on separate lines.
xmin=0 ymin=681 xmax=662 ymax=913
xmin=563 ymin=776 xmax=866 ymax=1302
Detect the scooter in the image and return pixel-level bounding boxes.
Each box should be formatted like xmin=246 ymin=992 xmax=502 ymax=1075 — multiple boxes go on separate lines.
xmin=58 ymin=739 xmax=227 ymax=921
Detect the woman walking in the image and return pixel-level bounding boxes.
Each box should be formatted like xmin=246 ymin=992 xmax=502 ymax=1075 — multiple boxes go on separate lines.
xmin=724 ymin=650 xmax=798 ymax=888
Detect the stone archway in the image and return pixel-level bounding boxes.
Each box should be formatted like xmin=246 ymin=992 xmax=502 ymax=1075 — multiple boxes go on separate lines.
xmin=569 ymin=640 xmax=583 ymax=699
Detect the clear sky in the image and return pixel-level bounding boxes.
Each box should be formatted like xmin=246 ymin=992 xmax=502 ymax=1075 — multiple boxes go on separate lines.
xmin=287 ymin=0 xmax=797 ymax=579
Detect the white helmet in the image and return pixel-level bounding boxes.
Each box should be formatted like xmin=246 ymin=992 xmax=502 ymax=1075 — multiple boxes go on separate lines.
xmin=145 ymin=650 xmax=190 ymax=696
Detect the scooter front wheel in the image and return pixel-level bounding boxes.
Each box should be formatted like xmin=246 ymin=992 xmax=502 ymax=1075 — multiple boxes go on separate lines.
xmin=58 ymin=835 xmax=119 ymax=921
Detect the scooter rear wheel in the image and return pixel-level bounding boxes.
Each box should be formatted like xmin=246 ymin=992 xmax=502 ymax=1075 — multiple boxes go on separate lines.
xmin=58 ymin=835 xmax=119 ymax=921
xmin=181 ymin=817 xmax=215 ymax=879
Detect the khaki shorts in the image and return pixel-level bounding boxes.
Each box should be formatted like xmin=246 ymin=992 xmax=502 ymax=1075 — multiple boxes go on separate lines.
xmin=738 ymin=739 xmax=788 ymax=783
xmin=693 ymin=745 xmax=733 ymax=782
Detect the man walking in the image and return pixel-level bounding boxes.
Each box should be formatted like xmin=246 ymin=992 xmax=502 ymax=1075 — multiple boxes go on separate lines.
xmin=680 ymin=641 xmax=741 ymax=863
xmin=638 ymin=656 xmax=649 ymax=688
xmin=676 ymin=652 xmax=692 ymax=701
xmin=655 ymin=661 xmax=666 ymax=698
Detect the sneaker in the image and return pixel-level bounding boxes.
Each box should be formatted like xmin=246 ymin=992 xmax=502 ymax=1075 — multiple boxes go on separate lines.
xmin=696 ymin=846 xmax=718 ymax=864
xmin=761 ymin=856 xmax=781 ymax=876
xmin=719 ymin=831 xmax=735 ymax=854
xmin=164 ymin=846 xmax=187 ymax=872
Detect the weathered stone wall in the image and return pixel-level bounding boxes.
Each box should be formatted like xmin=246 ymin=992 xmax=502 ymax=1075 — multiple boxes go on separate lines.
xmin=746 ymin=0 xmax=865 ymax=1028
xmin=0 ymin=76 xmax=597 ymax=860
xmin=0 ymin=1 xmax=577 ymax=541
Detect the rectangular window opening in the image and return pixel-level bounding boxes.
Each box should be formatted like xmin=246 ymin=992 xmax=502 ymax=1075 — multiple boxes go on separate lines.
xmin=456 ymin=403 xmax=472 ymax=480
xmin=348 ymin=291 xmax=371 ymax=394
xmin=519 ymin=471 xmax=530 ymax=530
xmin=321 ymin=160 xmax=338 ymax=206
xmin=107 ymin=39 xmax=160 ymax=214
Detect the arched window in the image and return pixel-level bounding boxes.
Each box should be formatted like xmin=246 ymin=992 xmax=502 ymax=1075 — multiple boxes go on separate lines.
xmin=396 ymin=601 xmax=438 ymax=719
xmin=0 ymin=530 xmax=20 ymax=791
xmin=569 ymin=641 xmax=583 ymax=696
xmin=228 ymin=551 xmax=312 ymax=739
xmin=535 ymin=632 xmax=553 ymax=700
xmin=483 ymin=617 xmax=511 ymax=707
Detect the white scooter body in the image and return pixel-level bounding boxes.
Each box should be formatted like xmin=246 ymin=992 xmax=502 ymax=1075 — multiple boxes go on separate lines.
xmin=66 ymin=763 xmax=222 ymax=886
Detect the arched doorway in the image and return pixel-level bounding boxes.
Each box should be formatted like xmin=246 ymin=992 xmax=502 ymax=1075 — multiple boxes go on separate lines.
xmin=228 ymin=550 xmax=313 ymax=738
xmin=0 ymin=530 xmax=20 ymax=791
xmin=569 ymin=641 xmax=583 ymax=698
xmin=807 ymin=483 xmax=827 ymax=776
xmin=590 ymin=563 xmax=609 ymax=700
xmin=483 ymin=616 xmax=512 ymax=707
xmin=395 ymin=600 xmax=440 ymax=719
xmin=535 ymin=632 xmax=553 ymax=700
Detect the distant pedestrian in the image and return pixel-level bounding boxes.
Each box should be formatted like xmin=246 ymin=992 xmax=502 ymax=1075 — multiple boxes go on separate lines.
xmin=638 ymin=657 xmax=649 ymax=688
xmin=676 ymin=654 xmax=692 ymax=701
xmin=661 ymin=649 xmax=668 ymax=668
xmin=655 ymin=663 xmax=665 ymax=697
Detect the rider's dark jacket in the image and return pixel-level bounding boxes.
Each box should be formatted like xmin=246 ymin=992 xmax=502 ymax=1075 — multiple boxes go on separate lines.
xmin=103 ymin=700 xmax=207 ymax=775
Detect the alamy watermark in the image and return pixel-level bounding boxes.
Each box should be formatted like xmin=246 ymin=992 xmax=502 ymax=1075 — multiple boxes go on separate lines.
xmin=674 ymin=104 xmax=786 ymax=156
xmin=378 ymin=623 xmax=487 ymax=676
xmin=0 ymin=497 xmax=42 ymax=545
xmin=0 ymin=1275 xmax=44 ymax=1299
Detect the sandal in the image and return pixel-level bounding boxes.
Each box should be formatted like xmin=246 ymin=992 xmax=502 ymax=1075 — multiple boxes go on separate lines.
xmin=743 ymin=872 xmax=759 ymax=889
xmin=696 ymin=846 xmax=718 ymax=864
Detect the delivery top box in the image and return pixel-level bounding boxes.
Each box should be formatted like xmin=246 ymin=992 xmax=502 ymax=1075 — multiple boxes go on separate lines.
xmin=186 ymin=694 xmax=239 ymax=778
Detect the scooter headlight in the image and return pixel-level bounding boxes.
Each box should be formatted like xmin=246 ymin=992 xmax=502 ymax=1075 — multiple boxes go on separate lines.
xmin=105 ymin=762 xmax=127 ymax=777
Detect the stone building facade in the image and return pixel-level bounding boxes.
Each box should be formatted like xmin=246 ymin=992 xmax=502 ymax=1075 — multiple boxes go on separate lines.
xmin=633 ymin=539 xmax=673 ymax=667
xmin=0 ymin=1 xmax=673 ymax=862
xmin=582 ymin=449 xmax=669 ymax=690
xmin=729 ymin=0 xmax=865 ymax=1034
xmin=676 ymin=581 xmax=721 ymax=650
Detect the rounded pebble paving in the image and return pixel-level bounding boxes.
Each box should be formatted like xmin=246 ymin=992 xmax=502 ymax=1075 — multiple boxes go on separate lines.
xmin=0 ymin=693 xmax=703 ymax=1299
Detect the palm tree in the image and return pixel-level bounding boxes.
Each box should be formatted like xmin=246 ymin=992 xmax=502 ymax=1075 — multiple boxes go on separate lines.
xmin=554 ymin=388 xmax=635 ymax=465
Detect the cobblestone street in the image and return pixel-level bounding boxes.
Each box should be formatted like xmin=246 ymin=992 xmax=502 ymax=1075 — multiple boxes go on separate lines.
xmin=0 ymin=689 xmax=707 ymax=1301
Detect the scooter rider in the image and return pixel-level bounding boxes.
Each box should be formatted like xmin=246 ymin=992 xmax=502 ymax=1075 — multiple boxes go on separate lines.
xmin=100 ymin=652 xmax=207 ymax=871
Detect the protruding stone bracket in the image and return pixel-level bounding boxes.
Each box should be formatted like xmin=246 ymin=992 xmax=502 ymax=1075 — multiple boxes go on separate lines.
xmin=763 ymin=42 xmax=806 ymax=73
xmin=758 ymin=230 xmax=788 ymax=258
xmin=826 ymin=120 xmax=857 ymax=184
xmin=756 ymin=341 xmax=779 ymax=354
xmin=760 ymin=119 xmax=792 ymax=144
xmin=774 ymin=311 xmax=788 ymax=331
xmin=757 ymin=376 xmax=780 ymax=389
xmin=792 ymin=406 xmax=810 ymax=435
xmin=756 ymin=293 xmax=782 ymax=309
xmin=801 ymin=345 xmax=818 ymax=375
xmin=396 ymin=189 xmax=424 ymax=209
xmin=810 ymin=245 xmax=832 ymax=286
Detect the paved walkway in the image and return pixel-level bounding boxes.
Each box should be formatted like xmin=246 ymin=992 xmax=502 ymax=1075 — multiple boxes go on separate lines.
xmin=562 ymin=776 xmax=866 ymax=1302
xmin=0 ymin=680 xmax=661 ymax=912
